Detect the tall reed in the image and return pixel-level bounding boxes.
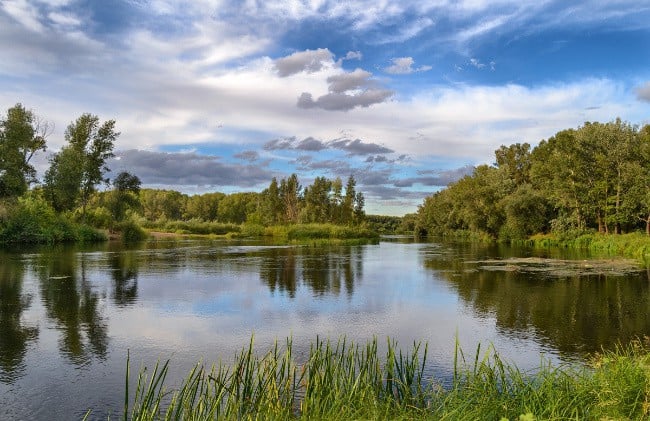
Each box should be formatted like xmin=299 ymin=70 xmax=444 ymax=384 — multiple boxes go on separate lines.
xmin=118 ymin=337 xmax=650 ymax=420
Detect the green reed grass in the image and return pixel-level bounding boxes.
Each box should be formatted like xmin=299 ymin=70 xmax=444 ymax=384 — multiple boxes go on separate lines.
xmin=117 ymin=337 xmax=650 ymax=420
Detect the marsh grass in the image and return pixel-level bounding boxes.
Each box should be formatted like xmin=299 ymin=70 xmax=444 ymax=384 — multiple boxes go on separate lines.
xmin=117 ymin=337 xmax=650 ymax=420
xmin=524 ymin=232 xmax=650 ymax=265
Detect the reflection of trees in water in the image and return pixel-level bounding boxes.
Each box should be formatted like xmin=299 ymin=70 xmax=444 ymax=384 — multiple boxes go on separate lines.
xmin=0 ymin=255 xmax=38 ymax=383
xmin=424 ymin=250 xmax=650 ymax=355
xmin=260 ymin=246 xmax=363 ymax=297
xmin=260 ymin=248 xmax=298 ymax=297
xmin=109 ymin=251 xmax=138 ymax=306
xmin=37 ymin=249 xmax=108 ymax=365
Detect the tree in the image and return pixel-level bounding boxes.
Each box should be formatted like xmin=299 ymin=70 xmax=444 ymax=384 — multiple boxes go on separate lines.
xmin=107 ymin=172 xmax=141 ymax=227
xmin=280 ymin=174 xmax=301 ymax=223
xmin=44 ymin=114 xmax=117 ymax=217
xmin=342 ymin=175 xmax=357 ymax=224
xmin=0 ymin=104 xmax=49 ymax=199
xmin=494 ymin=142 xmax=531 ymax=186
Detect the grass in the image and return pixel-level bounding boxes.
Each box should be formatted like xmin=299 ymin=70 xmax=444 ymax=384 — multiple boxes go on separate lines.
xmin=141 ymin=220 xmax=379 ymax=242
xmin=523 ymin=232 xmax=650 ymax=265
xmin=113 ymin=337 xmax=650 ymax=420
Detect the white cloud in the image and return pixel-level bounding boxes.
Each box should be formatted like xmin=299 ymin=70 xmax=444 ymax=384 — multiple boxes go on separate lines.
xmin=385 ymin=57 xmax=432 ymax=75
xmin=2 ymin=0 xmax=45 ymax=32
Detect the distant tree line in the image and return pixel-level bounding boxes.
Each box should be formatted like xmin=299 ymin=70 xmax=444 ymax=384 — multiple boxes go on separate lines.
xmin=1 ymin=104 xmax=368 ymax=243
xmin=416 ymin=118 xmax=650 ymax=239
xmin=122 ymin=174 xmax=365 ymax=226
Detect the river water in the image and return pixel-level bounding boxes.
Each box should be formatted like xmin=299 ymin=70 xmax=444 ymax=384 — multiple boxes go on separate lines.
xmin=1 ymin=237 xmax=649 ymax=419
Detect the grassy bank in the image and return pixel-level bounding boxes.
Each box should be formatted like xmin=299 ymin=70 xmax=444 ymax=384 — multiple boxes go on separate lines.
xmin=522 ymin=232 xmax=650 ymax=263
xmin=142 ymin=220 xmax=379 ymax=242
xmin=115 ymin=337 xmax=650 ymax=420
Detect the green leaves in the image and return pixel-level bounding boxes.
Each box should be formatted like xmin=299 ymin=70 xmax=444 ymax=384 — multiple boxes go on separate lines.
xmin=44 ymin=113 xmax=118 ymax=216
xmin=0 ymin=104 xmax=48 ymax=198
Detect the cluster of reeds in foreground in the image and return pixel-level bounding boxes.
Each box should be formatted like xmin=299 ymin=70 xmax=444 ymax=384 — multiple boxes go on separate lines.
xmin=113 ymin=337 xmax=650 ymax=420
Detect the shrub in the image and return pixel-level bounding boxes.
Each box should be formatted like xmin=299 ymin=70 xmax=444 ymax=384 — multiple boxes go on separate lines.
xmin=118 ymin=220 xmax=148 ymax=243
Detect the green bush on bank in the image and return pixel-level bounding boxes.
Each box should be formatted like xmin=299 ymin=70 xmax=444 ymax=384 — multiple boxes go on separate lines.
xmin=119 ymin=337 xmax=650 ymax=420
xmin=118 ymin=220 xmax=148 ymax=243
xmin=0 ymin=195 xmax=106 ymax=244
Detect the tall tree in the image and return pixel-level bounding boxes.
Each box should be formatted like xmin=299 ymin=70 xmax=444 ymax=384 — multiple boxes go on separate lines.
xmin=342 ymin=175 xmax=357 ymax=224
xmin=107 ymin=172 xmax=141 ymax=225
xmin=281 ymin=174 xmax=301 ymax=223
xmin=44 ymin=114 xmax=117 ymax=217
xmin=0 ymin=104 xmax=49 ymax=198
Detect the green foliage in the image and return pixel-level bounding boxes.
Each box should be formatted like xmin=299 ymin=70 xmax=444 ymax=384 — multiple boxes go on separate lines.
xmin=239 ymin=223 xmax=265 ymax=237
xmin=44 ymin=113 xmax=118 ymax=216
xmin=143 ymin=219 xmax=241 ymax=236
xmin=418 ymin=119 xmax=650 ymax=241
xmin=0 ymin=194 xmax=105 ymax=244
xmin=117 ymin=220 xmax=148 ymax=243
xmin=286 ymin=223 xmax=378 ymax=240
xmin=0 ymin=104 xmax=48 ymax=199
xmin=365 ymin=214 xmax=403 ymax=234
xmin=120 ymin=337 xmax=650 ymax=421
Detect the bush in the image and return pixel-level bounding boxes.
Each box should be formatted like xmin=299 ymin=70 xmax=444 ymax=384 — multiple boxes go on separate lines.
xmin=118 ymin=220 xmax=148 ymax=243
xmin=76 ymin=224 xmax=107 ymax=242
xmin=240 ymin=224 xmax=265 ymax=237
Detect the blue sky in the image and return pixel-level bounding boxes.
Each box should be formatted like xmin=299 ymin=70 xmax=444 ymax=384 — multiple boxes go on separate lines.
xmin=1 ymin=0 xmax=649 ymax=215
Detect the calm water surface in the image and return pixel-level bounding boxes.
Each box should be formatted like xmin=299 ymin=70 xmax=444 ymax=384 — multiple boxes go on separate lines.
xmin=1 ymin=237 xmax=649 ymax=419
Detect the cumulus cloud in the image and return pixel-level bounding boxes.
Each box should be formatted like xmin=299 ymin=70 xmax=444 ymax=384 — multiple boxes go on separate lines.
xmin=274 ymin=48 xmax=334 ymax=77
xmin=637 ymin=82 xmax=650 ymax=102
xmin=112 ymin=150 xmax=274 ymax=187
xmin=344 ymin=51 xmax=362 ymax=60
xmin=263 ymin=136 xmax=393 ymax=155
xmin=296 ymin=66 xmax=393 ymax=111
xmin=385 ymin=57 xmax=432 ymax=75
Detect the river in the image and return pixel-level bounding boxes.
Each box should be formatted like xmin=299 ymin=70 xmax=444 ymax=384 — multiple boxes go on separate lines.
xmin=0 ymin=237 xmax=648 ymax=419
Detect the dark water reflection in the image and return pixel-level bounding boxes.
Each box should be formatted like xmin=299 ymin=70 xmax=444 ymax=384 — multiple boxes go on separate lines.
xmin=0 ymin=238 xmax=649 ymax=419
xmin=422 ymin=241 xmax=650 ymax=356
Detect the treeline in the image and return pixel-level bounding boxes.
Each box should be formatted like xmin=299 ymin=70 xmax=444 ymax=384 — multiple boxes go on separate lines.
xmin=102 ymin=174 xmax=365 ymax=227
xmin=0 ymin=103 xmax=372 ymax=243
xmin=416 ymin=118 xmax=650 ymax=240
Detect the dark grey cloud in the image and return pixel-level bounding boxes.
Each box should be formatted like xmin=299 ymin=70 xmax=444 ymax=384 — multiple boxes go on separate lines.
xmin=296 ymin=136 xmax=327 ymax=151
xmin=329 ymin=138 xmax=393 ymax=155
xmin=356 ymin=169 xmax=394 ymax=186
xmin=263 ymin=136 xmax=393 ymax=156
xmin=233 ymin=150 xmax=259 ymax=161
xmin=399 ymin=165 xmax=474 ymax=187
xmin=274 ymin=48 xmax=334 ymax=77
xmin=297 ymin=88 xmax=393 ymax=112
xmin=637 ymin=82 xmax=650 ymax=102
xmin=361 ymin=185 xmax=427 ymax=201
xmin=111 ymin=149 xmax=273 ymax=187
xmin=365 ymin=155 xmax=388 ymax=163
xmin=264 ymin=137 xmax=296 ymax=150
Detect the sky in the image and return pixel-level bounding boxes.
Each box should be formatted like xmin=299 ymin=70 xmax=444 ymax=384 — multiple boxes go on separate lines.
xmin=1 ymin=0 xmax=649 ymax=215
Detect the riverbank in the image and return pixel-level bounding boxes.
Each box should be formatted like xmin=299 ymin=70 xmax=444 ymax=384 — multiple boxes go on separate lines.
xmin=118 ymin=337 xmax=650 ymax=420
xmin=522 ymin=232 xmax=650 ymax=260
xmin=142 ymin=221 xmax=379 ymax=241
xmin=429 ymin=230 xmax=650 ymax=265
